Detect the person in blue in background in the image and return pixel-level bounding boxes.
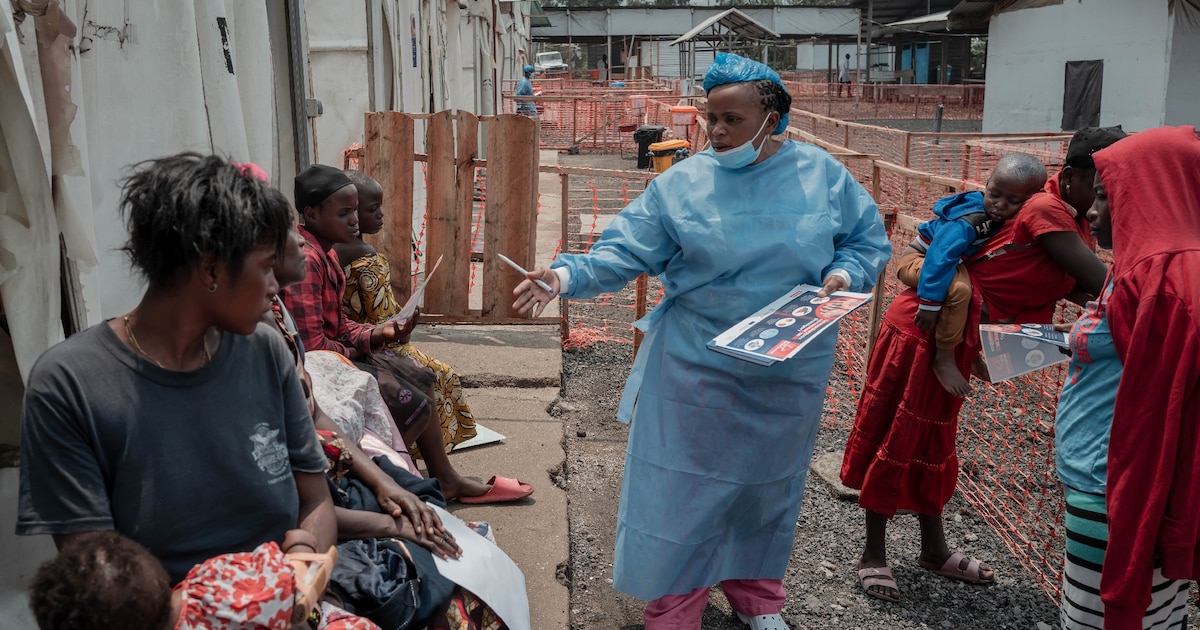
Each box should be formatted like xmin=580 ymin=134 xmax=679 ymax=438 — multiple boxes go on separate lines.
xmin=515 ymin=65 xmax=537 ymax=117
xmin=511 ymin=53 xmax=890 ymax=630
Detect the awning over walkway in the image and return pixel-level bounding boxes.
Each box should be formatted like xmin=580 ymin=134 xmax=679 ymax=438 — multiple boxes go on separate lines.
xmin=670 ymin=8 xmax=778 ymax=46
xmin=870 ymin=9 xmax=952 ymax=37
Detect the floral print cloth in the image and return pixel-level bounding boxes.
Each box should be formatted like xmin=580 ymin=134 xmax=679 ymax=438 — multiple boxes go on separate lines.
xmin=173 ymin=542 xmax=377 ymax=629
xmin=342 ymin=252 xmax=478 ymax=456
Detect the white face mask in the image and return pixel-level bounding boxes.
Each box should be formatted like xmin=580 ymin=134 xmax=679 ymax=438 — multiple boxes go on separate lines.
xmin=708 ymin=115 xmax=772 ymax=170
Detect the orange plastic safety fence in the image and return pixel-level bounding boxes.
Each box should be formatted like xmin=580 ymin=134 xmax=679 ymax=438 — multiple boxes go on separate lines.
xmin=783 ymin=80 xmax=985 ymax=122
xmin=346 ymin=95 xmax=1092 ymax=603
xmin=557 ymin=168 xmax=655 ymax=349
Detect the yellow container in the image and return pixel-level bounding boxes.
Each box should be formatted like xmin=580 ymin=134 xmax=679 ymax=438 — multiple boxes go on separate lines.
xmin=648 ymin=139 xmax=690 ymax=173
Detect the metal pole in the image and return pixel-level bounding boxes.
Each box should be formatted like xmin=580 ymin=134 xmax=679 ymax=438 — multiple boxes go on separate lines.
xmin=855 ymin=6 xmax=863 ymax=119
xmin=864 ymin=0 xmax=873 ymax=83
xmin=559 ymin=173 xmax=571 ymax=350
xmin=933 ymin=103 xmax=944 ymax=145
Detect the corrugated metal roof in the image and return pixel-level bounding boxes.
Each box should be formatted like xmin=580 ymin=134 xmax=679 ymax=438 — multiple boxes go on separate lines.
xmin=669 ymin=8 xmax=779 ymax=46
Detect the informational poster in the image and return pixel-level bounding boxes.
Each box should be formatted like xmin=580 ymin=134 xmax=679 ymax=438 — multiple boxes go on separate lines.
xmin=979 ymin=323 xmax=1071 ymax=382
xmin=707 ymin=284 xmax=872 ymax=366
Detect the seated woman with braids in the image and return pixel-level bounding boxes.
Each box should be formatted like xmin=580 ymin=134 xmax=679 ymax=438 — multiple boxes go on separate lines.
xmin=335 ymin=169 xmax=479 ymax=458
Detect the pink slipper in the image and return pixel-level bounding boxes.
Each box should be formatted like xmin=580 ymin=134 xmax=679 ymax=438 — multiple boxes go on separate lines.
xmin=923 ymin=551 xmax=995 ymax=584
xmin=457 ymin=475 xmax=534 ymax=504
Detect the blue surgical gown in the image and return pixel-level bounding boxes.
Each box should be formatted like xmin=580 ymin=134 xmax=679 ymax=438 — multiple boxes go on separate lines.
xmin=552 ymin=140 xmax=891 ymax=600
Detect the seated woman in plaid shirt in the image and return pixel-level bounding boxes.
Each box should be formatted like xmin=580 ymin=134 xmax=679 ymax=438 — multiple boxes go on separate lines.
xmin=281 ymin=165 xmax=500 ymax=502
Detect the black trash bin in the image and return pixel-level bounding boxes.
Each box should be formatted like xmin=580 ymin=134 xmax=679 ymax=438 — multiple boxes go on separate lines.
xmin=633 ymin=125 xmax=666 ymax=169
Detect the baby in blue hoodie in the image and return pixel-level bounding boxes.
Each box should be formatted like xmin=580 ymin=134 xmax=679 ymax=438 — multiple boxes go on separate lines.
xmin=897 ymin=153 xmax=1047 ymax=396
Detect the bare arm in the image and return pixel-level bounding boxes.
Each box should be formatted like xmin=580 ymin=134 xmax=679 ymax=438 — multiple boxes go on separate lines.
xmin=294 ymin=471 xmax=338 ymax=553
xmin=1039 ymin=231 xmax=1107 ymax=297
xmin=311 ymin=401 xmax=443 ymax=537
xmin=332 ymin=507 xmax=460 ymax=560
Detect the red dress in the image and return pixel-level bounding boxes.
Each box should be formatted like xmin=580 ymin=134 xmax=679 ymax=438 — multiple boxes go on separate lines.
xmin=841 ymin=176 xmax=1094 ymax=517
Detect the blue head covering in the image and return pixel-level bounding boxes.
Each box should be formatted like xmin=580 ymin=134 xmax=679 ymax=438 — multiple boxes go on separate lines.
xmin=523 ymin=65 xmax=534 ymax=75
xmin=703 ymin=52 xmax=789 ymax=135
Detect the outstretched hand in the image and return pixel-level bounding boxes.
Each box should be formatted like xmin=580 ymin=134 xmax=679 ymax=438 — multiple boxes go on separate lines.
xmin=512 ymin=266 xmax=560 ymax=317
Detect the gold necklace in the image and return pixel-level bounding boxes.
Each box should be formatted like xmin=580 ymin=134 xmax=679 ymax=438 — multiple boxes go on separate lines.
xmin=123 ymin=315 xmax=212 ymax=369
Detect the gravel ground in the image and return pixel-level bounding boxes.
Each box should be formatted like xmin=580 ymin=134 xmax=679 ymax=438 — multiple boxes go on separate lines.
xmin=557 ymin=339 xmax=1062 ymax=630
xmin=549 ymin=149 xmax=1197 ymax=629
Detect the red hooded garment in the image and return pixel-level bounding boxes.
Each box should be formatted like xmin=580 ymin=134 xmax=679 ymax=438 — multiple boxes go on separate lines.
xmin=1095 ymin=126 xmax=1200 ymax=629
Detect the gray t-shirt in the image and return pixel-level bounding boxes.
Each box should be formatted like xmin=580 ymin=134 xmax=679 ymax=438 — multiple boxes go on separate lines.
xmin=17 ymin=321 xmax=327 ymax=583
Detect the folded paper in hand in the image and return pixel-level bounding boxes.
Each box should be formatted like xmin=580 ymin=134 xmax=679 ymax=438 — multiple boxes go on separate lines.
xmin=978 ymin=323 xmax=1070 ymax=382
xmin=390 ymin=255 xmax=443 ymax=324
xmin=706 ymin=284 xmax=872 ymax=366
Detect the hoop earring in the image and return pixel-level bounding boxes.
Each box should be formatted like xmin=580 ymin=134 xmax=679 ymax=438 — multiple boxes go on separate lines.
xmin=209 ymin=283 xmax=218 ymax=293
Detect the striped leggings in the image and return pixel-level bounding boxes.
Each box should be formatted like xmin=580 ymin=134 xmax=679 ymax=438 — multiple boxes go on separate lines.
xmin=1060 ymin=486 xmax=1190 ymax=629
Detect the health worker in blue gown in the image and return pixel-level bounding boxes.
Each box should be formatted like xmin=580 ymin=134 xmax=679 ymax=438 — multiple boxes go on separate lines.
xmin=512 ymin=53 xmax=891 ymax=630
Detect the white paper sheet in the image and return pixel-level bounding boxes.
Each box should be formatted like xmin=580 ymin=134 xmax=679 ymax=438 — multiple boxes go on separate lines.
xmin=430 ymin=505 xmax=531 ymax=630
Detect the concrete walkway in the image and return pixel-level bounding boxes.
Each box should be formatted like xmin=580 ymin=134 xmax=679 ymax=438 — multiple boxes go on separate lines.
xmin=419 ymin=148 xmax=572 ymax=629
xmin=416 ymin=323 xmax=568 ymax=630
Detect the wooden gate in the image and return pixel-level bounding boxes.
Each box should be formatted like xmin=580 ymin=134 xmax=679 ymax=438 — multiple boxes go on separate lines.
xmin=360 ymin=110 xmax=546 ymax=322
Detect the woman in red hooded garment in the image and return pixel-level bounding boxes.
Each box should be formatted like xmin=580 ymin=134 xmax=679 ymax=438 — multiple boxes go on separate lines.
xmin=1087 ymin=125 xmax=1200 ymax=629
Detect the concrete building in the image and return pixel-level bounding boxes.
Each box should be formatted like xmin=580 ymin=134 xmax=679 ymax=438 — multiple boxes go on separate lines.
xmin=983 ymin=0 xmax=1200 ymax=132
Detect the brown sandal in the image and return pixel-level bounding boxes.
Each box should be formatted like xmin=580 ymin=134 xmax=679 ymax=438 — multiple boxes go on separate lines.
xmin=288 ymin=546 xmax=338 ymax=625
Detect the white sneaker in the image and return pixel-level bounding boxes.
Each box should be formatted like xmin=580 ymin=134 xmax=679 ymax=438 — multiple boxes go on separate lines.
xmin=736 ymin=612 xmax=791 ymax=630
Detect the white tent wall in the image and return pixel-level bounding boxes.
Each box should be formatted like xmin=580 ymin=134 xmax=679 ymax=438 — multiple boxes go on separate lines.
xmin=982 ymin=0 xmax=1171 ymax=132
xmin=0 ymin=2 xmax=297 ymax=622
xmin=1164 ymin=1 xmax=1200 ymax=125
xmin=498 ymin=1 xmax=530 ymax=106
xmin=76 ymin=0 xmax=290 ymax=318
xmin=307 ymin=1 xmax=373 ymax=167
xmin=536 ymin=7 xmax=858 ymax=39
xmin=0 ymin=9 xmax=68 ymax=623
xmin=646 ymin=40 xmax=713 ymax=78
xmin=795 ymin=42 xmax=874 ymax=72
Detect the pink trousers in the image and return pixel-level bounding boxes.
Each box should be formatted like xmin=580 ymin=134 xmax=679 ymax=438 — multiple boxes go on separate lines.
xmin=642 ymin=579 xmax=785 ymax=630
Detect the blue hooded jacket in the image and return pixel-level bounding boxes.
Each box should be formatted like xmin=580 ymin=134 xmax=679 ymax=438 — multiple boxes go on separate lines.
xmin=915 ymin=190 xmax=1000 ymax=305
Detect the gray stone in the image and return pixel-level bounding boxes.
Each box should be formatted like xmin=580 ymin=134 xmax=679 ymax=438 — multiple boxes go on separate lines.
xmin=810 ymin=451 xmax=859 ymax=500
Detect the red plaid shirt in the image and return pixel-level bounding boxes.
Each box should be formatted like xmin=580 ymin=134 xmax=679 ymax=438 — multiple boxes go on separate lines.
xmin=280 ymin=226 xmax=376 ymax=357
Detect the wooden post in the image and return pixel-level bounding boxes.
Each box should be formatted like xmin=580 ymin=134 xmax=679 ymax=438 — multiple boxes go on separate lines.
xmin=903 ymin=132 xmax=912 ymax=168
xmin=424 ymin=110 xmax=472 ymax=316
xmin=960 ymin=140 xmax=972 ymax=189
xmin=571 ymin=97 xmax=578 ymax=149
xmin=843 ymin=124 xmax=850 ymax=150
xmin=864 ymin=162 xmax=889 ymax=360
xmin=633 ymin=273 xmax=648 ymax=356
xmin=482 ymin=114 xmax=539 ymax=318
xmin=560 ymin=172 xmax=571 ymax=348
xmin=363 ymin=111 xmax=415 ymax=291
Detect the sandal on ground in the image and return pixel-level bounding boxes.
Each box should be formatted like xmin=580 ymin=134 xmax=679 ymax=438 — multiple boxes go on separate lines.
xmin=457 ymin=475 xmax=535 ymax=504
xmin=922 ymin=551 xmax=994 ymax=584
xmin=857 ymin=566 xmax=901 ymax=603
xmin=736 ymin=612 xmax=791 ymax=630
xmin=288 ymin=546 xmax=338 ymax=625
